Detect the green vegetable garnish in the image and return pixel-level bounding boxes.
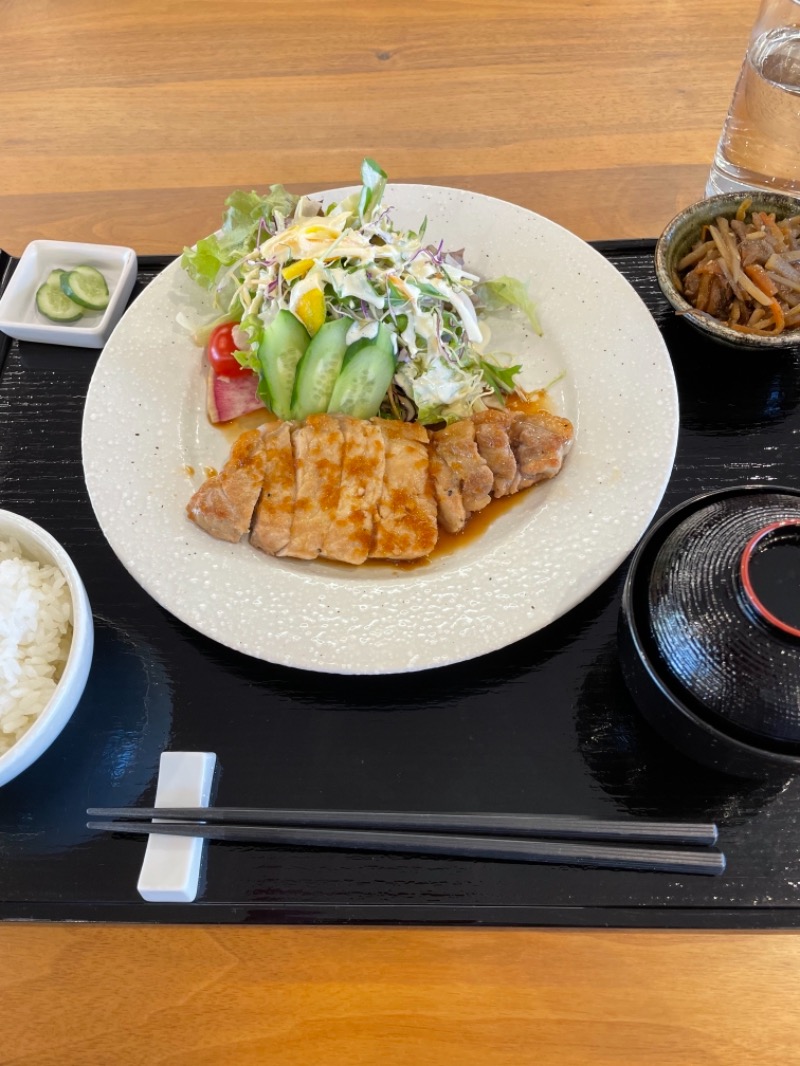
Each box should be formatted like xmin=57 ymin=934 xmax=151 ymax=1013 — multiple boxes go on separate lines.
xmin=479 ymin=359 xmax=524 ymax=399
xmin=357 ymin=157 xmax=388 ymax=224
xmin=183 ymin=160 xmax=545 ymax=425
xmin=181 ymin=185 xmax=300 ymax=293
xmin=476 ymin=275 xmax=543 ymax=336
xmin=257 ymin=310 xmax=311 ymax=421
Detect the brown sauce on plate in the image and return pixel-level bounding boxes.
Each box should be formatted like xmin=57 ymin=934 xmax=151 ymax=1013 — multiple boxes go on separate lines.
xmin=506 ymin=389 xmax=551 ymax=417
xmin=218 ymin=408 xmax=275 ymax=443
xmin=392 ymin=488 xmax=534 ymax=571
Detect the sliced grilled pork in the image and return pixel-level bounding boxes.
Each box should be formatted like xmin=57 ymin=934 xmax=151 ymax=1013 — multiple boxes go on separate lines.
xmin=429 ymin=443 xmax=465 ymax=534
xmin=279 ymin=413 xmax=344 ymax=560
xmin=473 ymin=409 xmax=518 ymax=498
xmin=369 ymin=420 xmax=438 ymax=560
xmin=188 ymin=407 xmax=574 ymax=564
xmin=250 ymin=421 xmax=295 ymax=555
xmin=508 ymin=411 xmax=573 ymax=492
xmin=186 ymin=427 xmax=268 ymax=542
xmin=430 ymin=419 xmax=494 ymax=532
xmin=322 ymin=418 xmax=386 ymax=565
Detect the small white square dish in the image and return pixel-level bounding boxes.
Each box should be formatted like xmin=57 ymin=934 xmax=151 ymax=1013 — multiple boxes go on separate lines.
xmin=0 ymin=240 xmax=137 ymax=348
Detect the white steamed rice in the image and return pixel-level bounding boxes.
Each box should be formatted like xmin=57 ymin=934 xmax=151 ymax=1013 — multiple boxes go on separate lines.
xmin=0 ymin=536 xmax=72 ymax=756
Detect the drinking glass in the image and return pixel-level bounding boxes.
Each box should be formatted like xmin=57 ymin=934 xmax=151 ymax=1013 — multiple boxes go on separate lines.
xmin=707 ymin=0 xmax=800 ymax=196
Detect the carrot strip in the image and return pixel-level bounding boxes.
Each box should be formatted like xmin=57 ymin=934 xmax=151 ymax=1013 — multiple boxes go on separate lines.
xmin=744 ymin=263 xmax=778 ymax=297
xmin=770 ymin=298 xmax=785 ymax=333
xmin=729 ymin=321 xmax=778 ymax=336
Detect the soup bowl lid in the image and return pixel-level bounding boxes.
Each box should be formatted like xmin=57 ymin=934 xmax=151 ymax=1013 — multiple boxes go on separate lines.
xmin=628 ymin=485 xmax=800 ymax=752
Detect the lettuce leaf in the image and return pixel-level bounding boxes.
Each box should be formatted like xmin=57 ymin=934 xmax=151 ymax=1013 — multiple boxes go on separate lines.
xmin=181 ymin=236 xmax=232 ymax=292
xmin=181 ymin=185 xmax=300 ymax=290
xmin=232 ymin=314 xmax=264 ymax=373
xmin=479 ymin=358 xmax=523 ymax=398
xmin=190 ymin=310 xmax=238 ymax=348
xmin=358 ymin=158 xmax=387 ymax=223
xmin=476 ymin=276 xmax=543 ymax=336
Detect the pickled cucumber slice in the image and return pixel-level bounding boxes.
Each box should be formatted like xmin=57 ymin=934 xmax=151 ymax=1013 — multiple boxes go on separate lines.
xmin=60 ymin=265 xmax=110 ymax=310
xmin=36 ymin=283 xmax=84 ymax=322
xmin=45 ymin=269 xmax=67 ymax=290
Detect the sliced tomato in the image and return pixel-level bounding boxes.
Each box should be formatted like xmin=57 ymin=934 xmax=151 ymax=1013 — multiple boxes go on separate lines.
xmin=208 ymin=322 xmax=253 ymax=377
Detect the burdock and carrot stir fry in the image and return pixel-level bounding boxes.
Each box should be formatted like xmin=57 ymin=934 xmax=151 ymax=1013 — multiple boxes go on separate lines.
xmin=676 ymin=199 xmax=800 ymax=335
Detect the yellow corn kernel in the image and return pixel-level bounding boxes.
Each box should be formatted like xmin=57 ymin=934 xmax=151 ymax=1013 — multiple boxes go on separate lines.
xmin=295 ymin=288 xmax=326 ymax=335
xmin=282 ymin=258 xmax=314 ymax=282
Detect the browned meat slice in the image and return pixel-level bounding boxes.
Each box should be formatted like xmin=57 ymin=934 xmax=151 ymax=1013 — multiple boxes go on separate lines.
xmin=429 ymin=420 xmax=494 ymax=533
xmin=682 ymin=269 xmax=702 ymax=304
xmin=740 ymin=237 xmax=777 ymax=268
xmin=369 ymin=419 xmax=438 ymax=560
xmin=322 ymin=418 xmax=386 ymax=565
xmin=188 ymin=408 xmax=574 ymax=562
xmin=473 ymin=408 xmax=518 ymax=498
xmin=705 ymin=275 xmax=733 ymax=319
xmin=507 ymin=411 xmax=574 ymax=493
xmin=186 ymin=428 xmax=267 ymax=543
xmin=250 ymin=420 xmax=295 ymax=555
xmin=279 ymin=413 xmax=344 ymax=560
xmin=429 ymin=444 xmax=465 ymax=534
xmin=435 ymin=421 xmax=494 ymax=508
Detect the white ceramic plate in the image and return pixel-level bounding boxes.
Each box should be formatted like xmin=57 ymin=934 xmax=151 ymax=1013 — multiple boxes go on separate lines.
xmin=82 ymin=185 xmax=678 ymax=674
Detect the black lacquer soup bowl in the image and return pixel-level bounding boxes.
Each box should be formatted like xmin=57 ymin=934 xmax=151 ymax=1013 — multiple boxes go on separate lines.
xmin=619 ymin=485 xmax=800 ymax=778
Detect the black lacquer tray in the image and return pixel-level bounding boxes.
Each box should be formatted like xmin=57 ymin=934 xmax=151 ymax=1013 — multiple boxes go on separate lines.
xmin=2 ymin=241 xmax=800 ymax=927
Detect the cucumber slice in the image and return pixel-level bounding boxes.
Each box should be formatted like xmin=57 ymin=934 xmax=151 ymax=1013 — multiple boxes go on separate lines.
xmin=61 ymin=265 xmax=110 ymax=310
xmin=327 ymin=342 xmax=395 ymax=419
xmin=342 ymin=322 xmax=395 ymax=367
xmin=291 ymin=318 xmax=349 ymax=420
xmin=45 ymin=269 xmax=67 ymax=290
xmin=257 ymin=310 xmax=311 ymax=420
xmin=36 ymin=283 xmax=84 ymax=322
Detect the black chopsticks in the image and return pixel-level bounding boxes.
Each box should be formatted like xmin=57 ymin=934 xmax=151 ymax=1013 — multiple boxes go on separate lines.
xmin=88 ymin=806 xmax=718 ymax=845
xmin=86 ymin=807 xmax=725 ymax=875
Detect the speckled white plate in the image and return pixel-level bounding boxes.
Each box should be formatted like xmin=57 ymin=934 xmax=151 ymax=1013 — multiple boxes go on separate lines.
xmin=82 ymin=185 xmax=678 ymax=674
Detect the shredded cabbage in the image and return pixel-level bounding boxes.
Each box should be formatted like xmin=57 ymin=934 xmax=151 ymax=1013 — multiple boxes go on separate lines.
xmin=181 ymin=161 xmax=544 ymax=424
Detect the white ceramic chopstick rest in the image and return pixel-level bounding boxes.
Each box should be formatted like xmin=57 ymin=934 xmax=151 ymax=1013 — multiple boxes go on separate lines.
xmin=137 ymin=751 xmax=217 ymax=903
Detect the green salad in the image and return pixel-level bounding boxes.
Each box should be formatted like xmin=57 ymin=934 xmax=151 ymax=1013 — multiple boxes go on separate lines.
xmin=182 ymin=159 xmax=542 ymax=425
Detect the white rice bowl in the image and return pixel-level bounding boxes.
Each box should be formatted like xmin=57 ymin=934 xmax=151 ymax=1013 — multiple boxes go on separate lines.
xmin=0 ymin=536 xmax=73 ymax=755
xmin=0 ymin=511 xmax=93 ymax=787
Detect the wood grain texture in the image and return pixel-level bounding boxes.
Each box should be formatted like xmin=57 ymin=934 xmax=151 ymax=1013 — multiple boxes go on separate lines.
xmin=3 ymin=926 xmax=800 ymax=1066
xmin=0 ymin=1 xmax=788 ymax=1063
xmin=0 ymin=0 xmax=753 ymax=252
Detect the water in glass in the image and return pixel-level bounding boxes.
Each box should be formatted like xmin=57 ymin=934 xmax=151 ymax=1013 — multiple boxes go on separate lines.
xmin=707 ymin=4 xmax=800 ymax=196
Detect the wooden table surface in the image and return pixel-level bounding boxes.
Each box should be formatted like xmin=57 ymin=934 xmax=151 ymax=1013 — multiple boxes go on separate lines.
xmin=4 ymin=2 xmax=800 ymax=1064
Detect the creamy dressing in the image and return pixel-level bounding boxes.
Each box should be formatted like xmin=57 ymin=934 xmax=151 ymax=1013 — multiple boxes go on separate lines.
xmin=231 ymin=194 xmax=531 ymax=424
